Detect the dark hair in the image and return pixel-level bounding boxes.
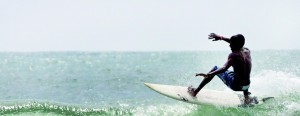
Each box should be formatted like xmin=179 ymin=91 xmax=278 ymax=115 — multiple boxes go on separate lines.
xmin=230 ymin=34 xmax=245 ymax=49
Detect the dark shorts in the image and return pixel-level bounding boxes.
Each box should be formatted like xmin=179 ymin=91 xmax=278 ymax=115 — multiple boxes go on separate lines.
xmin=211 ymin=66 xmax=249 ymax=91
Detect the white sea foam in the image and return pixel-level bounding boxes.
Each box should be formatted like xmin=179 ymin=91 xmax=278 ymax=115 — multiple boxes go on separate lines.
xmin=132 ymin=103 xmax=196 ymax=116
xmin=250 ymin=70 xmax=300 ymax=97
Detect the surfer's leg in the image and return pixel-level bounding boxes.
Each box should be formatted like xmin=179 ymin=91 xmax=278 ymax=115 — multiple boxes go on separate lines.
xmin=194 ymin=75 xmax=214 ymax=94
xmin=243 ymin=89 xmax=251 ymax=96
xmin=243 ymin=88 xmax=254 ymax=104
xmin=215 ymin=68 xmax=235 ymax=89
xmin=194 ymin=66 xmax=218 ymax=94
xmin=243 ymin=89 xmax=249 ymax=101
xmin=243 ymin=89 xmax=258 ymax=104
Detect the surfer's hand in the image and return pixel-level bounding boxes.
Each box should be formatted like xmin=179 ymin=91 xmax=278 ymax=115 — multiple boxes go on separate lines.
xmin=195 ymin=73 xmax=203 ymax=77
xmin=196 ymin=73 xmax=208 ymax=78
xmin=208 ymin=33 xmax=223 ymax=41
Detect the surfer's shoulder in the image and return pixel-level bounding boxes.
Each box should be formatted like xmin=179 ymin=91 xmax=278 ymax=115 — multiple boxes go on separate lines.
xmin=228 ymin=52 xmax=237 ymax=59
xmin=243 ymin=47 xmax=250 ymax=53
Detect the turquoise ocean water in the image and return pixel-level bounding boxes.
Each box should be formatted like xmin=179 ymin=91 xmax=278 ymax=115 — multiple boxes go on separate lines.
xmin=0 ymin=51 xmax=299 ymax=116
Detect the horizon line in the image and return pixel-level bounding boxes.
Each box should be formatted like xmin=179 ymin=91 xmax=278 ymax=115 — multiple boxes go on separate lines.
xmin=0 ymin=49 xmax=299 ymax=53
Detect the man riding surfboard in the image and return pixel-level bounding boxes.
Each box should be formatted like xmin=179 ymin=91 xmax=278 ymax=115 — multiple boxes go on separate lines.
xmin=188 ymin=33 xmax=254 ymax=104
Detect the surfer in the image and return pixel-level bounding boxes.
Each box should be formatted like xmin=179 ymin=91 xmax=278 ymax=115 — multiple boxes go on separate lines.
xmin=188 ymin=33 xmax=253 ymax=104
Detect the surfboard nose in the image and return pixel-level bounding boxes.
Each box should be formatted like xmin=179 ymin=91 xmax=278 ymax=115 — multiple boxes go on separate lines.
xmin=144 ymin=83 xmax=151 ymax=88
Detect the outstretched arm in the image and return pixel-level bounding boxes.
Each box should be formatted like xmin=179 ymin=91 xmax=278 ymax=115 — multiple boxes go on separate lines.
xmin=208 ymin=33 xmax=230 ymax=43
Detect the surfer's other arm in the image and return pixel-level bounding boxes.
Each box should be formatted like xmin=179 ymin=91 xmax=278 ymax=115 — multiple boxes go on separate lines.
xmin=208 ymin=33 xmax=230 ymax=43
xmin=196 ymin=54 xmax=233 ymax=78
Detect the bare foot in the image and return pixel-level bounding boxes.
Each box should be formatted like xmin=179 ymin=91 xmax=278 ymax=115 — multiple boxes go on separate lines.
xmin=188 ymin=86 xmax=197 ymax=97
xmin=244 ymin=97 xmax=251 ymax=104
xmin=244 ymin=96 xmax=259 ymax=104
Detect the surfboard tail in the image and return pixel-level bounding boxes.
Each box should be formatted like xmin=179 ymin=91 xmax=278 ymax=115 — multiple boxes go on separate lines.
xmin=261 ymin=97 xmax=275 ymax=102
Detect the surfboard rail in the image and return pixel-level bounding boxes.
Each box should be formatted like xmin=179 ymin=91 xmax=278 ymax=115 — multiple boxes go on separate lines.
xmin=145 ymin=83 xmax=273 ymax=107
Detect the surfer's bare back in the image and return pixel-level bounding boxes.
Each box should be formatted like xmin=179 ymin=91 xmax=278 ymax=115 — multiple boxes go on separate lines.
xmin=188 ymin=33 xmax=253 ymax=104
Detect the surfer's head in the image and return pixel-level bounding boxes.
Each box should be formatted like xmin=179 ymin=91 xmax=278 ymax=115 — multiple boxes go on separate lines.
xmin=230 ymin=34 xmax=245 ymax=51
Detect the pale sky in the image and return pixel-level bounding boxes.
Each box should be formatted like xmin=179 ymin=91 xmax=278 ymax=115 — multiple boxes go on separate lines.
xmin=0 ymin=0 xmax=299 ymax=51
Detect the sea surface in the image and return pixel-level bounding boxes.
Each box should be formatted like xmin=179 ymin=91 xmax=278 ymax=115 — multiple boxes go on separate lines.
xmin=0 ymin=50 xmax=299 ymax=116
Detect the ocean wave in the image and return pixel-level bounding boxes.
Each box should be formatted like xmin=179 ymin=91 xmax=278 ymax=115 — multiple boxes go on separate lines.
xmin=1 ymin=98 xmax=299 ymax=116
xmin=251 ymin=70 xmax=300 ymax=97
xmin=0 ymin=101 xmax=197 ymax=116
xmin=0 ymin=101 xmax=132 ymax=116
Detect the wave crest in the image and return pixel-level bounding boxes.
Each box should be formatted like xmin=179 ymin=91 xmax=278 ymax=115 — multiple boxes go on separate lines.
xmin=0 ymin=101 xmax=132 ymax=116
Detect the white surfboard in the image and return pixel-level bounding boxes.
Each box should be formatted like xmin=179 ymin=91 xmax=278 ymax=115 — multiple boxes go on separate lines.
xmin=145 ymin=83 xmax=273 ymax=107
